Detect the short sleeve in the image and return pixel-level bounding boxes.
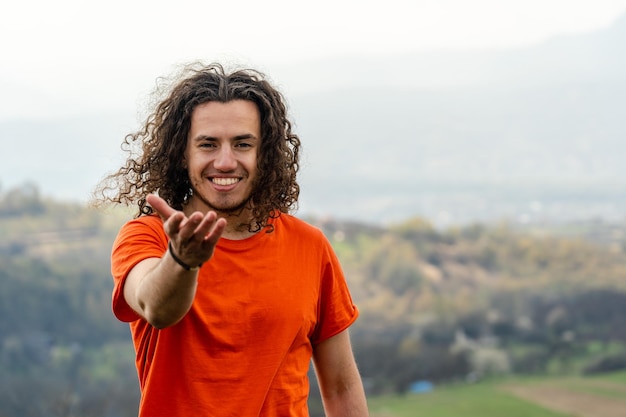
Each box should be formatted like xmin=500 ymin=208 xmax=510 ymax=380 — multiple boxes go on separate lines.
xmin=310 ymin=239 xmax=359 ymax=344
xmin=111 ymin=215 xmax=168 ymax=322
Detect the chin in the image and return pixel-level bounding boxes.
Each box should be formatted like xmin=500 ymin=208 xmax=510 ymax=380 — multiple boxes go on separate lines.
xmin=192 ymin=189 xmax=252 ymax=214
xmin=210 ymin=198 xmax=251 ymax=214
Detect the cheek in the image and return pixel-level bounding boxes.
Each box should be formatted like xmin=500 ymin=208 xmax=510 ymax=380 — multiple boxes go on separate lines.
xmin=249 ymin=153 xmax=261 ymax=173
xmin=186 ymin=156 xmax=207 ymax=174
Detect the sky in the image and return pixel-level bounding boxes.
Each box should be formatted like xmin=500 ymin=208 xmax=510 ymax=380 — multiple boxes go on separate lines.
xmin=2 ymin=0 xmax=626 ymax=223
xmin=2 ymin=0 xmax=626 ymax=121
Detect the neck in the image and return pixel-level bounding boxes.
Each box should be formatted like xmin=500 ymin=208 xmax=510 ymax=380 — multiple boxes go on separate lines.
xmin=221 ymin=220 xmax=260 ymax=240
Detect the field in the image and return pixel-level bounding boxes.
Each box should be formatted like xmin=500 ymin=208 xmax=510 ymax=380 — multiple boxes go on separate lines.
xmin=368 ymin=372 xmax=626 ymax=417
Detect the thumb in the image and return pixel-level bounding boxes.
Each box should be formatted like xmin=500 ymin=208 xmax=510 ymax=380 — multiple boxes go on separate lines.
xmin=146 ymin=194 xmax=177 ymax=221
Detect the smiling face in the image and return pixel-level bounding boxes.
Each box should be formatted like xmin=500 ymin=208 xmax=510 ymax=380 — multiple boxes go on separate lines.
xmin=184 ymin=100 xmax=261 ymax=220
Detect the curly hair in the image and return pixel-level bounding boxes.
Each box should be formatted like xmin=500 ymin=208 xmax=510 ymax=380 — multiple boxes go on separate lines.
xmin=94 ymin=62 xmax=301 ymax=232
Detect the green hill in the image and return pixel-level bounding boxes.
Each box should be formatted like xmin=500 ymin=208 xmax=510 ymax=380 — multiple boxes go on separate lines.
xmin=1 ymin=183 xmax=625 ymax=416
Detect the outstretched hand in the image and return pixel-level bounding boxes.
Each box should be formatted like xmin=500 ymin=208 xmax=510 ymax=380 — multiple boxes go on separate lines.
xmin=147 ymin=194 xmax=227 ymax=269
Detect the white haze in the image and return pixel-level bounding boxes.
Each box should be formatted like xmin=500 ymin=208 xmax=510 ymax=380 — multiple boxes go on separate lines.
xmin=1 ymin=0 xmax=626 ymax=226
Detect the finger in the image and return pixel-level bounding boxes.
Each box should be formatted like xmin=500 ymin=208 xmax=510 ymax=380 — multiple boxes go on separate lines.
xmin=188 ymin=211 xmax=219 ymax=242
xmin=203 ymin=218 xmax=227 ymax=246
xmin=179 ymin=212 xmax=205 ymax=241
xmin=146 ymin=194 xmax=177 ymax=220
xmin=197 ymin=218 xmax=226 ymax=260
xmin=162 ymin=211 xmax=185 ymax=237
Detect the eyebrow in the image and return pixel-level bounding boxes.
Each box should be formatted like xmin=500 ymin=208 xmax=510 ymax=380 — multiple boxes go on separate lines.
xmin=192 ymin=134 xmax=259 ymax=142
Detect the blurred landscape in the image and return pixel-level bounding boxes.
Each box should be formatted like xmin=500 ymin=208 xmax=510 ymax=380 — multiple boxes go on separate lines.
xmin=1 ymin=186 xmax=626 ymax=416
xmin=1 ymin=10 xmax=626 ymax=417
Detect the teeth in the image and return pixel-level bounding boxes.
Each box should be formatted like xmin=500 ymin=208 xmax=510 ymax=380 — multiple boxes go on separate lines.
xmin=212 ymin=177 xmax=238 ymax=186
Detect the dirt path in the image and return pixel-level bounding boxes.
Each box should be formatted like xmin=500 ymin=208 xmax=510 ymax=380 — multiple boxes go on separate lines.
xmin=503 ymin=381 xmax=626 ymax=417
xmin=575 ymin=379 xmax=626 ymax=394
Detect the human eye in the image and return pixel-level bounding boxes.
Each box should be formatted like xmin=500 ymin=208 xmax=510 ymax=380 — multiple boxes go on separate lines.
xmin=198 ymin=139 xmax=217 ymax=149
xmin=234 ymin=135 xmax=257 ymax=150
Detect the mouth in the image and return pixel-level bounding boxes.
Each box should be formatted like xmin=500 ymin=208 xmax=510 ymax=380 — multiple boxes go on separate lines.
xmin=211 ymin=177 xmax=240 ymax=186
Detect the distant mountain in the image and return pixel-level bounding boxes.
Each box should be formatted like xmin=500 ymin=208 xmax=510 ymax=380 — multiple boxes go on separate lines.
xmin=288 ymin=13 xmax=626 ymax=224
xmin=2 ymin=13 xmax=625 ymax=226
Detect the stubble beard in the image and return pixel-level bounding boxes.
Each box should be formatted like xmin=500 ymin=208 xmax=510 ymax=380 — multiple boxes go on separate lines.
xmin=189 ymin=181 xmax=257 ymax=224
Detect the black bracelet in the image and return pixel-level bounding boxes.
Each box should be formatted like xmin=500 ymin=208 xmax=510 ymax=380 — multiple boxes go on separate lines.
xmin=168 ymin=241 xmax=202 ymax=271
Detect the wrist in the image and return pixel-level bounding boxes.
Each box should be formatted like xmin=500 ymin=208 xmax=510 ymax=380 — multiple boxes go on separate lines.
xmin=168 ymin=241 xmax=202 ymax=271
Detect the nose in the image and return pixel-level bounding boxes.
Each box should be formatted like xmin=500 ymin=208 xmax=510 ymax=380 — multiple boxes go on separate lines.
xmin=213 ymin=146 xmax=237 ymax=171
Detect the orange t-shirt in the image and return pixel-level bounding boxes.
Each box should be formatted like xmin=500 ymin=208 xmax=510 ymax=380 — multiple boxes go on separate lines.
xmin=111 ymin=213 xmax=358 ymax=417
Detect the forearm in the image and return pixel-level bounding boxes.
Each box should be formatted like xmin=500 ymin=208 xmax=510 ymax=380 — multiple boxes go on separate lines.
xmin=321 ymin=382 xmax=369 ymax=417
xmin=314 ymin=331 xmax=369 ymax=417
xmin=320 ymin=370 xmax=369 ymax=417
xmin=127 ymin=250 xmax=199 ymax=329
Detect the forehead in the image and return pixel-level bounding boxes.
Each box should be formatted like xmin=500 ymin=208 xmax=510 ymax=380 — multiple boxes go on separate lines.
xmin=190 ymin=100 xmax=260 ymax=127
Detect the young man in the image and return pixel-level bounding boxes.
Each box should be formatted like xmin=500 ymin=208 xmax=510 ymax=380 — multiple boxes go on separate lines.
xmin=97 ymin=62 xmax=369 ymax=416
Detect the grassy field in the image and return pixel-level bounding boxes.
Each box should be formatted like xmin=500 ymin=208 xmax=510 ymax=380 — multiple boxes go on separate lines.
xmin=367 ymin=371 xmax=626 ymax=417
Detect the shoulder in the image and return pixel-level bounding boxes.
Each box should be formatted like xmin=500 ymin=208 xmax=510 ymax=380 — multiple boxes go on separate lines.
xmin=115 ymin=214 xmax=166 ymax=245
xmin=274 ymin=213 xmax=326 ymax=240
xmin=271 ymin=214 xmax=337 ymax=259
xmin=122 ymin=213 xmax=163 ymax=230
